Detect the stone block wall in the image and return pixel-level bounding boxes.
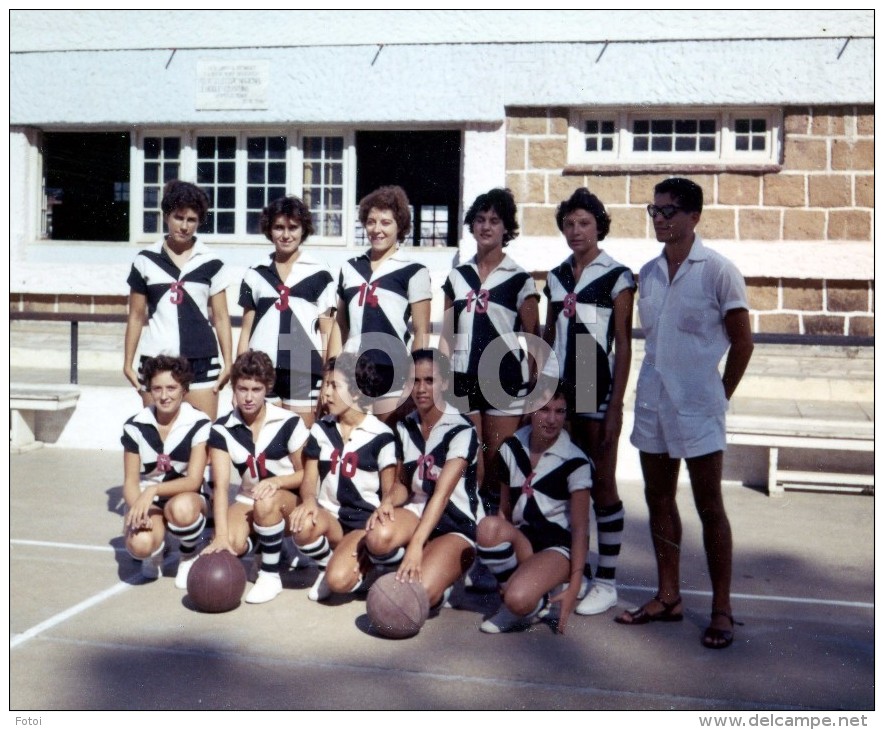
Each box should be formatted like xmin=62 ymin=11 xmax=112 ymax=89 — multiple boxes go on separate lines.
xmin=506 ymin=104 xmax=874 ymax=336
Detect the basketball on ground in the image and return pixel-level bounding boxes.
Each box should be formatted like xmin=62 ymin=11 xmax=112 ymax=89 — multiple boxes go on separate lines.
xmin=186 ymin=551 xmax=247 ymax=613
xmin=366 ymin=573 xmax=430 ymax=639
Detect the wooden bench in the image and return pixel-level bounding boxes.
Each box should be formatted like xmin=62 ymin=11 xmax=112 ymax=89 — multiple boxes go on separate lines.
xmin=726 ymin=408 xmax=874 ymax=497
xmin=10 ymin=384 xmax=81 ymax=451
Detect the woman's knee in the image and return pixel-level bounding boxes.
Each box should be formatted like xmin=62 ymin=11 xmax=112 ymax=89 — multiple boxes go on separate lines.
xmin=476 ymin=515 xmax=509 ymax=547
xmin=164 ymin=493 xmax=203 ymax=526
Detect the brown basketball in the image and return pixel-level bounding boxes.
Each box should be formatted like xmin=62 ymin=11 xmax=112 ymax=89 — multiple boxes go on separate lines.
xmin=366 ymin=573 xmax=430 ymax=639
xmin=186 ymin=551 xmax=247 ymax=613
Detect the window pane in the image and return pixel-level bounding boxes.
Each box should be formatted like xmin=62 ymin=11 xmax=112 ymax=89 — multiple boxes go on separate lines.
xmin=304 ymin=136 xmax=345 ymax=236
xmin=144 ymin=212 xmax=159 ymax=233
xmin=699 ymin=137 xmax=716 ymax=152
xmin=651 ymin=136 xmax=671 ymax=152
xmin=247 ymin=211 xmax=261 ymax=234
xmin=601 ymin=138 xmax=613 ymax=151
xmin=633 ymin=120 xmax=649 ymax=135
xmin=699 ymin=119 xmax=717 ymax=134
xmin=218 ymin=162 xmax=236 ymax=183
xmin=217 ymin=136 xmax=236 ymax=158
xmin=268 ymin=162 xmax=286 ymax=184
xmin=268 ymin=186 xmax=286 ymax=201
xmin=675 ymin=120 xmax=697 ymax=134
xmin=197 ymin=163 xmax=214 ymax=184
xmin=163 ymin=138 xmax=180 ymax=158
xmin=328 ymin=137 xmax=344 ymax=157
xmin=325 ymin=213 xmax=342 ymax=236
xmin=601 ymin=121 xmax=615 ymax=135
xmin=217 ymin=186 xmax=236 ymax=208
xmin=144 ymin=138 xmax=160 ymax=159
xmin=585 ymin=120 xmax=599 ymax=135
xmin=217 ymin=212 xmax=235 ymax=233
xmin=163 ymin=163 xmax=179 ymax=182
xmin=586 ymin=138 xmax=598 ymax=152
xmin=325 ymin=163 xmax=342 ymax=186
xmin=247 ymin=187 xmax=265 ymax=208
xmin=633 ymin=137 xmax=648 ymax=152
xmin=735 ymin=119 xmax=750 ymax=134
xmin=247 ymin=162 xmax=265 ymax=184
xmin=751 ymin=137 xmax=766 ymax=151
xmin=735 ymin=137 xmax=749 ymax=151
xmin=751 ymin=119 xmax=766 ymax=133
xmin=247 ymin=137 xmax=266 ymax=157
xmin=675 ymin=136 xmax=695 ymax=152
xmin=143 ymin=188 xmax=158 ymax=207
xmin=197 ymin=137 xmax=215 ymax=158
xmin=651 ymin=120 xmax=673 ymax=135
xmin=144 ymin=163 xmax=159 ymax=184
xmin=268 ymin=136 xmax=287 ymax=158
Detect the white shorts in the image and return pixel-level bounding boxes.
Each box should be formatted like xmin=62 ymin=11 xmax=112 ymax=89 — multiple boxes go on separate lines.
xmin=630 ymin=390 xmax=726 ymax=460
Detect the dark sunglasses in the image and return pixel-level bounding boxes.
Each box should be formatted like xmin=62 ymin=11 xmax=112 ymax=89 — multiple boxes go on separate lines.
xmin=646 ymin=204 xmax=685 ymax=220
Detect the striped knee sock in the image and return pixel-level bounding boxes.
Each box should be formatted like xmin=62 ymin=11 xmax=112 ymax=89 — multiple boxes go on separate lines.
xmin=369 ymin=546 xmax=405 ymax=567
xmin=595 ymin=500 xmax=625 ymax=582
xmin=167 ymin=514 xmax=206 ymax=557
xmin=477 ymin=541 xmax=518 ymax=583
xmin=254 ymin=520 xmax=285 ymax=575
xmin=299 ymin=535 xmax=332 ymax=570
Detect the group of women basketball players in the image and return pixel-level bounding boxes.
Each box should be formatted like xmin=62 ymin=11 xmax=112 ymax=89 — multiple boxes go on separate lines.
xmin=121 ymin=178 xmax=635 ymax=635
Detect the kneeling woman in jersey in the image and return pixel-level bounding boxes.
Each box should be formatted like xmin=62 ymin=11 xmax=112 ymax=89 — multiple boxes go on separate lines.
xmin=475 ymin=383 xmax=591 ymax=634
xmin=289 ymin=352 xmax=402 ymax=600
xmin=364 ymin=348 xmax=483 ymax=614
xmin=122 ymin=355 xmax=211 ymax=588
xmin=204 ymin=350 xmax=309 ymax=604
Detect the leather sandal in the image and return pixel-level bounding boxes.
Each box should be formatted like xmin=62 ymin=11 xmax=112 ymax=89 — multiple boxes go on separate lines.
xmin=702 ymin=610 xmax=741 ymax=649
xmin=615 ymin=595 xmax=683 ymax=625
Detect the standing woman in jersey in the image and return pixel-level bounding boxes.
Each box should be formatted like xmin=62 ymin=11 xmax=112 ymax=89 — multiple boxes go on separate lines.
xmin=364 ymin=348 xmax=483 ymax=615
xmin=124 ymin=180 xmax=233 ymax=420
xmin=335 ymin=185 xmax=432 ymax=424
xmin=238 ymin=196 xmax=337 ymax=427
xmin=121 ymin=355 xmax=211 ymax=588
xmin=543 ymin=188 xmax=635 ymax=617
xmin=441 ymin=188 xmax=541 ymax=508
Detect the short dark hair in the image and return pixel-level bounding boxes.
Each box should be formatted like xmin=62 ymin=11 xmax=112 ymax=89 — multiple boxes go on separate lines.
xmin=161 ymin=180 xmax=210 ymax=223
xmin=654 ymin=177 xmax=704 ymax=214
xmin=326 ymin=352 xmax=387 ymax=406
xmin=555 ymin=188 xmax=611 ymax=241
xmin=231 ymin=350 xmax=276 ymax=390
xmin=464 ymin=188 xmax=519 ymax=246
xmin=358 ymin=186 xmax=412 ymax=243
xmin=142 ymin=355 xmax=193 ymax=391
xmin=260 ymin=196 xmax=314 ymax=243
xmin=411 ymin=348 xmax=451 ymax=382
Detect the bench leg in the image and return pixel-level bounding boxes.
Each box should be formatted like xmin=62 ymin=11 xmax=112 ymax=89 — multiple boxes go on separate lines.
xmin=768 ymin=446 xmax=783 ymax=498
xmin=10 ymin=409 xmax=39 ymax=450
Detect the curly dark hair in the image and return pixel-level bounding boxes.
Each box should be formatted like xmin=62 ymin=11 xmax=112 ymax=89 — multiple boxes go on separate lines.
xmin=325 ymin=351 xmax=389 ymax=406
xmin=231 ymin=350 xmax=276 ymax=390
xmin=260 ymin=196 xmax=315 ymax=243
xmin=142 ymin=355 xmax=193 ymax=391
xmin=464 ymin=188 xmax=519 ymax=246
xmin=161 ymin=180 xmax=210 ymax=223
xmin=358 ymin=186 xmax=412 ymax=243
xmin=555 ymin=188 xmax=612 ymax=241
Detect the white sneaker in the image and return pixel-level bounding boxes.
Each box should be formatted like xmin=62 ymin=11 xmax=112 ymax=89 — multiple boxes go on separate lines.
xmin=174 ymin=554 xmax=198 ymax=589
xmin=140 ymin=550 xmax=164 ymax=580
xmin=480 ymin=601 xmax=549 ymax=634
xmin=308 ymin=571 xmax=331 ymax=602
xmin=575 ymin=579 xmax=618 ymax=615
xmin=245 ymin=572 xmax=283 ymax=604
xmin=577 ymin=575 xmax=591 ymax=600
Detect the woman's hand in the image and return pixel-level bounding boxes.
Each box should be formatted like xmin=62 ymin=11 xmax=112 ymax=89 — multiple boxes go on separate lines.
xmin=289 ymin=498 xmax=319 ymax=534
xmin=396 ymin=543 xmax=424 ymax=584
xmin=549 ymin=582 xmax=581 ymax=635
xmin=366 ymin=500 xmax=396 ymax=531
xmin=124 ymin=487 xmax=157 ymax=530
xmin=203 ymin=534 xmax=236 ymax=555
xmin=123 ymin=364 xmax=141 ymax=391
xmin=252 ymin=477 xmax=281 ymax=502
xmin=213 ymin=366 xmax=231 ymax=394
xmin=602 ymin=407 xmax=623 ymax=450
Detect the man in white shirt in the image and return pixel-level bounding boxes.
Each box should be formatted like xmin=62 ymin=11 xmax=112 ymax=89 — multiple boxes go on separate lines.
xmin=619 ymin=178 xmax=754 ymax=650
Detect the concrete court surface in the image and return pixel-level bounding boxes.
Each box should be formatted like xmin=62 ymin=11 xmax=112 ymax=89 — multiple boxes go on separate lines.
xmin=9 ymin=447 xmax=874 ymax=712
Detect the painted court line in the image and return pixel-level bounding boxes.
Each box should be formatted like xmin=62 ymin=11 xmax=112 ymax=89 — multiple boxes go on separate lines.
xmin=10 ymin=539 xmax=872 ymax=650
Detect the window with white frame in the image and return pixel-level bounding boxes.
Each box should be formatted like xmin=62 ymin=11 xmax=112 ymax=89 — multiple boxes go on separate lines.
xmin=137 ymin=131 xmax=345 ymax=242
xmin=568 ymin=108 xmax=781 ymax=166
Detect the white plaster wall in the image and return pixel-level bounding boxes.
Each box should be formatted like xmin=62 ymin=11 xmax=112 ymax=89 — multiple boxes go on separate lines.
xmin=11 ymin=38 xmax=873 ymax=125
xmin=10 ymin=10 xmax=871 ymax=52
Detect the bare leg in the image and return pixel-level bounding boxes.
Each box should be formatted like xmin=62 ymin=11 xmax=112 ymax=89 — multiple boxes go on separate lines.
xmin=420 ymin=534 xmax=475 ymax=607
xmin=685 ymin=451 xmax=733 ymax=636
xmin=186 ymin=388 xmax=219 ymax=421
